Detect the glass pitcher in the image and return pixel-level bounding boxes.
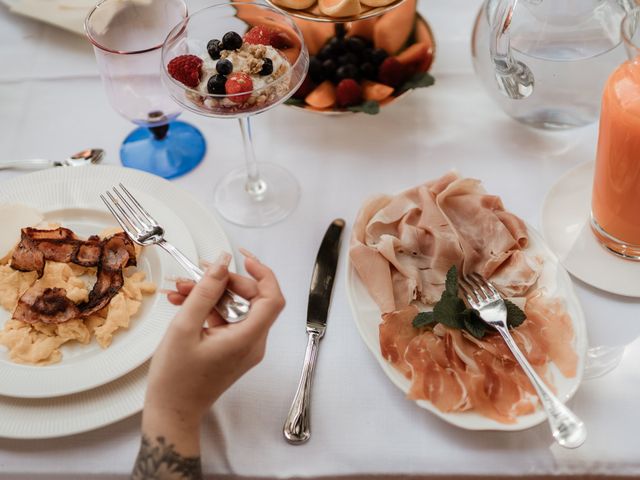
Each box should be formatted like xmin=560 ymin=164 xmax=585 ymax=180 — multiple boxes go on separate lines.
xmin=472 ymin=0 xmax=632 ymax=129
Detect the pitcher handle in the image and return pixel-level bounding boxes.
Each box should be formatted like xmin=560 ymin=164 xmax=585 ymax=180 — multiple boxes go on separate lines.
xmin=489 ymin=0 xmax=534 ymax=99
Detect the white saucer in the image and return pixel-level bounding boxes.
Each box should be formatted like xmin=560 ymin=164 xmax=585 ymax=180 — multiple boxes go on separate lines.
xmin=541 ymin=162 xmax=640 ymax=298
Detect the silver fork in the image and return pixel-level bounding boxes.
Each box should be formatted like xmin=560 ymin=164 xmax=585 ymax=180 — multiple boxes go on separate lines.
xmin=459 ymin=273 xmax=586 ymax=449
xmin=100 ymin=183 xmax=250 ymax=323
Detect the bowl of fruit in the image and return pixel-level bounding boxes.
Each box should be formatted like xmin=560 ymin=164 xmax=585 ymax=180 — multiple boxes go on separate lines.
xmin=285 ymin=0 xmax=434 ymax=115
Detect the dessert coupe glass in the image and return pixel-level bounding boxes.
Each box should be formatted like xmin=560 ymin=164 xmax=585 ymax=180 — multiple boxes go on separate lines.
xmin=85 ymin=0 xmax=206 ymax=179
xmin=161 ymin=2 xmax=309 ymax=227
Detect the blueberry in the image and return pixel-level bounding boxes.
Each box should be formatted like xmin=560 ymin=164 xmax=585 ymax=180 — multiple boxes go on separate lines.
xmin=326 ymin=37 xmax=346 ymax=57
xmin=334 ymin=23 xmax=346 ymax=38
xmin=322 ymin=58 xmax=337 ymax=78
xmin=317 ymin=45 xmax=332 ymax=61
xmin=207 ymin=39 xmax=222 ymax=60
xmin=360 ymin=62 xmax=376 ymax=79
xmin=216 ymin=58 xmax=233 ymax=76
xmin=260 ymin=58 xmax=273 ymax=76
xmin=336 ymin=64 xmax=359 ymax=81
xmin=207 ymin=74 xmax=227 ymax=94
xmin=309 ymin=56 xmax=325 ymax=83
xmin=370 ymin=48 xmax=388 ymax=66
xmin=222 ymin=31 xmax=242 ymax=50
xmin=338 ymin=52 xmax=359 ymax=66
xmin=346 ymin=36 xmax=366 ymax=55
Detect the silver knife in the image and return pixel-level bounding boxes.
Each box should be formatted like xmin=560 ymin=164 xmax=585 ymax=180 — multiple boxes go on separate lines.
xmin=283 ymin=218 xmax=345 ymax=445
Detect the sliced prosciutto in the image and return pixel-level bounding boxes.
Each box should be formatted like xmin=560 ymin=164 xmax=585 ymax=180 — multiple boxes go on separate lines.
xmin=350 ymin=173 xmax=541 ymax=313
xmin=357 ymin=174 xmax=578 ymax=424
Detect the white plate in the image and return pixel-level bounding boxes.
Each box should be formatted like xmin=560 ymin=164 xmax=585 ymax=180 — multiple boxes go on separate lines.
xmin=347 ymin=223 xmax=588 ymax=431
xmin=0 ymin=165 xmax=234 ymax=438
xmin=0 ymin=183 xmax=198 ymax=398
xmin=541 ymin=161 xmax=640 ymax=298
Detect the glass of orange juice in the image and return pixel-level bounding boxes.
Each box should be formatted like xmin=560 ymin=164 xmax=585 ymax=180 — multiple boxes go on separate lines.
xmin=591 ymin=8 xmax=640 ymax=260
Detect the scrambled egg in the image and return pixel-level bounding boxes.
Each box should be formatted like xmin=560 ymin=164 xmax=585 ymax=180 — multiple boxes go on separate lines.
xmin=0 ymin=228 xmax=156 ymax=366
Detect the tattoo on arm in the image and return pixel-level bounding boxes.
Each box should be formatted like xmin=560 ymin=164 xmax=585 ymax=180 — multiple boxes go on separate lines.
xmin=131 ymin=435 xmax=203 ymax=480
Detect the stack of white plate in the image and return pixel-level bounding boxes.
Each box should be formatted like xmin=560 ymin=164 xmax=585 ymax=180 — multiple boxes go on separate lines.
xmin=0 ymin=166 xmax=233 ymax=439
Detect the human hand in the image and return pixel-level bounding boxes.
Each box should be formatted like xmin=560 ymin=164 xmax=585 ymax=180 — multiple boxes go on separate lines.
xmin=143 ymin=250 xmax=285 ymax=436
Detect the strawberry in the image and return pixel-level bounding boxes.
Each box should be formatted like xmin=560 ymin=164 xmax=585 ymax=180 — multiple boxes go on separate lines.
xmin=244 ymin=25 xmax=291 ymax=49
xmin=225 ymin=72 xmax=253 ymax=103
xmin=336 ymin=79 xmax=362 ymax=107
xmin=377 ymin=57 xmax=408 ymax=88
xmin=167 ymin=54 xmax=203 ymax=88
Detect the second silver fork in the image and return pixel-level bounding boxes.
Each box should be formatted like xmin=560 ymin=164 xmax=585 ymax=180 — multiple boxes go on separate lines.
xmin=459 ymin=273 xmax=587 ymax=449
xmin=101 ymin=183 xmax=250 ymax=323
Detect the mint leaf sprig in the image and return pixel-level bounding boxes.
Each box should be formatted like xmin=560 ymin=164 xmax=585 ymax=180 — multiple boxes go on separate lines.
xmin=411 ymin=265 xmax=526 ymax=339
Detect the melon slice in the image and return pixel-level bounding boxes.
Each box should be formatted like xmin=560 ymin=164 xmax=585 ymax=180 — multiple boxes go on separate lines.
xmin=373 ymin=0 xmax=416 ymax=54
xmin=396 ymin=42 xmax=433 ymax=73
xmin=294 ymin=18 xmax=334 ymax=55
xmin=362 ymin=80 xmax=394 ymax=102
xmin=272 ymin=0 xmax=315 ymax=9
xmin=305 ymin=80 xmax=337 ymax=109
xmin=318 ymin=0 xmax=361 ymax=18
xmin=346 ymin=17 xmax=376 ymax=41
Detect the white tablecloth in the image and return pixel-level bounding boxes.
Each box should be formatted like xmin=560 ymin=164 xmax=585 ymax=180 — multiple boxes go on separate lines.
xmin=1 ymin=0 xmax=639 ymax=478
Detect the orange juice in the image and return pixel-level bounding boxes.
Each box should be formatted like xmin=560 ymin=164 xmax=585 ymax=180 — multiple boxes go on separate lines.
xmin=591 ymin=58 xmax=640 ymax=259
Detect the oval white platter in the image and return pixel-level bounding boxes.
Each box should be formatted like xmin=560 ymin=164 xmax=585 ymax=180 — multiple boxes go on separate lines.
xmin=346 ymin=222 xmax=588 ymax=431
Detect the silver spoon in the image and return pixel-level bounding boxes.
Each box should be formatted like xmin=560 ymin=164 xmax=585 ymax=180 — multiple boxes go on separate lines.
xmin=0 ymin=149 xmax=105 ymax=170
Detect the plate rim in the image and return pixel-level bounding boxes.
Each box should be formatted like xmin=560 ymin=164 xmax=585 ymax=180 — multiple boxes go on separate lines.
xmin=346 ymin=220 xmax=588 ymax=432
xmin=0 ymin=165 xmax=235 ymax=439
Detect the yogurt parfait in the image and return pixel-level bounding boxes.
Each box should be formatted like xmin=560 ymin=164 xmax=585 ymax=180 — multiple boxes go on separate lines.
xmin=166 ymin=26 xmax=295 ymax=115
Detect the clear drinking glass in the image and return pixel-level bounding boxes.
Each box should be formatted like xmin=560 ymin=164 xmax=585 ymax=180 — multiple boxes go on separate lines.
xmin=85 ymin=0 xmax=206 ymax=179
xmin=590 ymin=8 xmax=640 ymax=260
xmin=161 ymin=2 xmax=309 ymax=227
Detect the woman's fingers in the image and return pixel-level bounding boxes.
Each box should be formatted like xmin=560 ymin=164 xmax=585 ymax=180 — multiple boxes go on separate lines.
xmin=172 ymin=253 xmax=231 ymax=333
xmin=167 ymin=292 xmax=186 ymax=306
xmin=235 ymin=256 xmax=285 ymax=336
xmin=174 ymin=271 xmax=258 ymax=300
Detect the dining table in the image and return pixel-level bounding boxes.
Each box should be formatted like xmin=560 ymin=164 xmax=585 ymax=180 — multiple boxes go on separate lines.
xmin=1 ymin=0 xmax=639 ymax=478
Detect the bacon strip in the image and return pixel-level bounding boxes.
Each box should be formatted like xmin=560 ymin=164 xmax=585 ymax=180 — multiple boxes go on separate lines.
xmin=12 ymin=286 xmax=81 ymax=325
xmin=78 ymin=234 xmax=136 ymax=316
xmin=10 ymin=229 xmax=138 ymax=324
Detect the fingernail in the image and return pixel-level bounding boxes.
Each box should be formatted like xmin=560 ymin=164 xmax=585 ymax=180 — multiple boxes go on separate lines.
xmin=206 ymin=251 xmax=232 ymax=278
xmin=165 ymin=275 xmax=192 ymax=283
xmin=239 ymin=247 xmax=260 ymax=262
xmin=159 ymin=288 xmax=176 ymax=295
xmin=199 ymin=259 xmax=212 ymax=268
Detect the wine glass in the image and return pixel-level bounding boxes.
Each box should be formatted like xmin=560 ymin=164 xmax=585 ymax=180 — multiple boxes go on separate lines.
xmin=161 ymin=2 xmax=309 ymax=227
xmin=85 ymin=0 xmax=206 ymax=179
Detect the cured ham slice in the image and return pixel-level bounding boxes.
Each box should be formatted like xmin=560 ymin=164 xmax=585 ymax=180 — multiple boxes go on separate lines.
xmin=375 ymin=289 xmax=577 ymax=423
xmin=350 ymin=173 xmax=541 ymax=313
xmin=379 ymin=305 xmax=419 ymax=378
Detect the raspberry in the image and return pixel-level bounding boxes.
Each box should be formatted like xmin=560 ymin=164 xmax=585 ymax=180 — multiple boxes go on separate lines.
xmin=167 ymin=55 xmax=203 ymax=88
xmin=336 ymin=78 xmax=362 ymax=107
xmin=225 ymin=72 xmax=253 ymax=103
xmin=244 ymin=25 xmax=291 ymax=49
xmin=378 ymin=57 xmax=407 ymax=88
